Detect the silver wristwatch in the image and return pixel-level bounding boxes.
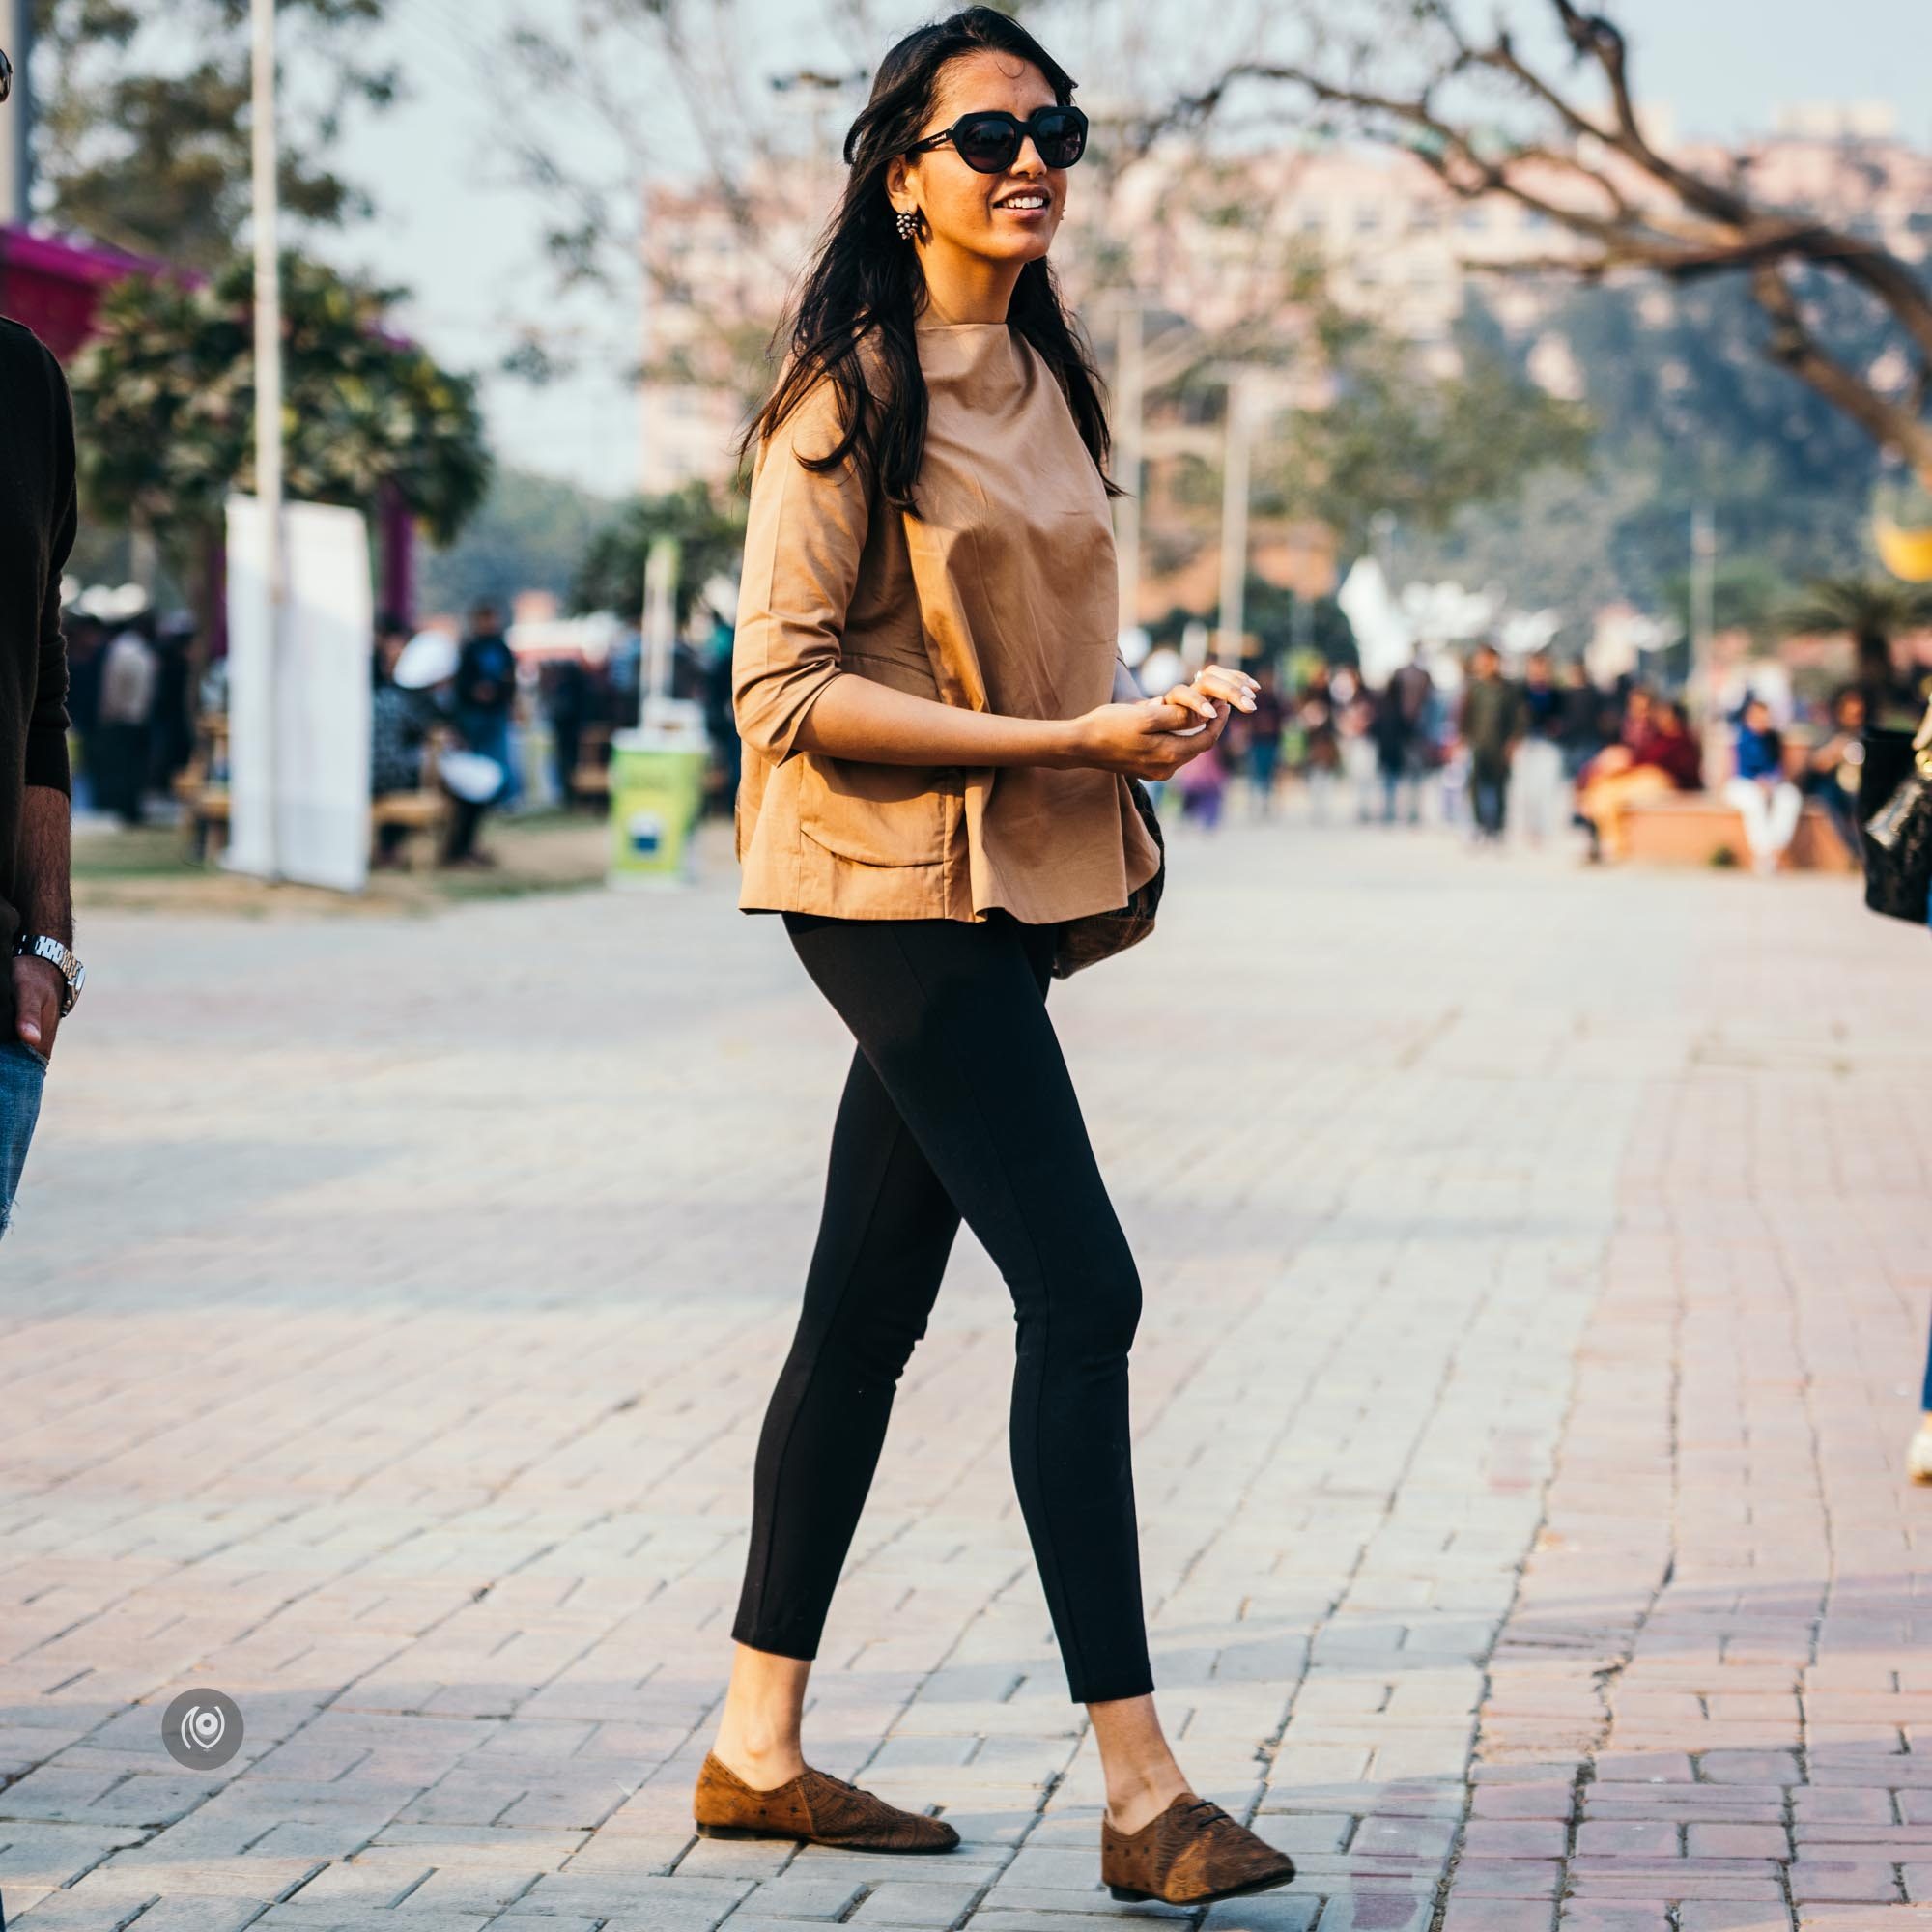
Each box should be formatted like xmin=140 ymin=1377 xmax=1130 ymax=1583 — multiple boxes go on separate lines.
xmin=14 ymin=934 xmax=84 ymax=1016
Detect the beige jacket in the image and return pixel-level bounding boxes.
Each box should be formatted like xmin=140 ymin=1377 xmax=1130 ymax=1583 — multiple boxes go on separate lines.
xmin=732 ymin=318 xmax=1162 ymax=924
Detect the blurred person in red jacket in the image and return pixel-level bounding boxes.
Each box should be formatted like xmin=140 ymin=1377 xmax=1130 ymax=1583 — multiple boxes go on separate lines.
xmin=1574 ymin=690 xmax=1702 ymax=863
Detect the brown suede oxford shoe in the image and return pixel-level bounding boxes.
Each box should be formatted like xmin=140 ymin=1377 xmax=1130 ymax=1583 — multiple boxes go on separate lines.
xmin=692 ymin=1750 xmax=960 ymax=1854
xmin=1100 ymin=1790 xmax=1297 ymax=1905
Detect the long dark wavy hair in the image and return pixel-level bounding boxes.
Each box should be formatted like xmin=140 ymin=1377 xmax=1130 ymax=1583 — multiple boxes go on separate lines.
xmin=738 ymin=6 xmax=1112 ymax=515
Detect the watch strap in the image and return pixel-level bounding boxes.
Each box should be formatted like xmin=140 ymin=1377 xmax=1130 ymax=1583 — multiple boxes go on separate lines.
xmin=14 ymin=934 xmax=82 ymax=1015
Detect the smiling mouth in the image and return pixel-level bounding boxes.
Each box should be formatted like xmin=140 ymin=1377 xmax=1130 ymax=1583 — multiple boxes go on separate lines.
xmin=995 ymin=193 xmax=1050 ymax=212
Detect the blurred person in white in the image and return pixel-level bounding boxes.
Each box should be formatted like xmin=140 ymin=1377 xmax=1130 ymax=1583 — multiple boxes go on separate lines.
xmin=1512 ymin=651 xmax=1570 ymax=845
xmin=95 ymin=606 xmax=158 ymax=825
xmin=0 ymin=43 xmax=87 ymax=1240
xmin=1723 ymin=694 xmax=1803 ymax=875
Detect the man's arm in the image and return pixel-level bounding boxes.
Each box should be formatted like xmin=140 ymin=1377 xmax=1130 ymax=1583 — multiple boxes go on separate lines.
xmin=13 ymin=786 xmax=71 ymax=1056
xmin=13 ymin=344 xmax=79 ymax=1059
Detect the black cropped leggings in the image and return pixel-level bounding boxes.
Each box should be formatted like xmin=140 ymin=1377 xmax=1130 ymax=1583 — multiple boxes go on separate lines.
xmin=731 ymin=907 xmax=1153 ymax=1704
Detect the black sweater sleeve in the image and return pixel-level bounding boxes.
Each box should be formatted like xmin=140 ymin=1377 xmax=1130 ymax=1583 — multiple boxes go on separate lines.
xmin=24 ymin=340 xmax=77 ymax=795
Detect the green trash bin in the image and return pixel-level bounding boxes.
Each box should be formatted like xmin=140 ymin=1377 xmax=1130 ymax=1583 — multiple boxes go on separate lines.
xmin=609 ymin=714 xmax=710 ymax=886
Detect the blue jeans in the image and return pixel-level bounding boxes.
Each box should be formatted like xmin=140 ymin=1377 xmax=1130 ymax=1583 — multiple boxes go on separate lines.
xmin=458 ymin=708 xmax=518 ymax=810
xmin=1470 ymin=757 xmax=1510 ymax=838
xmin=0 ymin=1037 xmax=47 ymax=1240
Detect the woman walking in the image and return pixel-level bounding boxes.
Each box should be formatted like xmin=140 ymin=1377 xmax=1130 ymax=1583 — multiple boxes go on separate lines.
xmin=696 ymin=8 xmax=1295 ymax=1911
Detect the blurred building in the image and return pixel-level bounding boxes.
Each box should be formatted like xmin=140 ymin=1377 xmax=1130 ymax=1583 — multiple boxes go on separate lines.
xmin=639 ymin=164 xmax=839 ymax=495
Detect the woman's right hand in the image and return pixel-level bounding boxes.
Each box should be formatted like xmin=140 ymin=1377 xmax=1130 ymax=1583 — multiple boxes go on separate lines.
xmin=1066 ymin=694 xmax=1231 ymax=780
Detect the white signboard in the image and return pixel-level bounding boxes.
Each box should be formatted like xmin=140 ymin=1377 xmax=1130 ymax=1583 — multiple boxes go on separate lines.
xmin=225 ymin=496 xmax=373 ymax=892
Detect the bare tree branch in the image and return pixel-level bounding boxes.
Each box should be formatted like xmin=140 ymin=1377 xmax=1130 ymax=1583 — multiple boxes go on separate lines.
xmin=1750 ymin=265 xmax=1932 ymax=479
xmin=1160 ymin=0 xmax=1932 ymax=483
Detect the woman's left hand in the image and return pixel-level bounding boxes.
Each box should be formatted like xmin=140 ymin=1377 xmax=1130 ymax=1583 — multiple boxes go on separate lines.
xmin=1160 ymin=663 xmax=1259 ymax=734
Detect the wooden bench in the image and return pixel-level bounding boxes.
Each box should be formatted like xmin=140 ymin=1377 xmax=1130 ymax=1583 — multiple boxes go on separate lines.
xmin=370 ymin=729 xmax=452 ymax=870
xmin=1619 ymin=792 xmax=1857 ymax=872
xmin=176 ymin=715 xmax=452 ymax=871
xmin=569 ymin=723 xmax=613 ymax=804
xmin=173 ymin=714 xmax=231 ymax=862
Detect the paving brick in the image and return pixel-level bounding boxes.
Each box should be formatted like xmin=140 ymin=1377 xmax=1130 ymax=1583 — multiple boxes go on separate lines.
xmin=1575 ymin=1821 xmax=1680 ymax=1857
xmin=1687 ymin=1824 xmax=1791 ymax=1860
xmin=1786 ymin=1860 xmax=1904 ymax=1903
xmin=1559 ymin=1908 xmax=1673 ymax=1932
xmin=1464 ymin=1820 xmax=1571 ymax=1859
xmin=1441 ymin=1904 xmax=1551 ymax=1931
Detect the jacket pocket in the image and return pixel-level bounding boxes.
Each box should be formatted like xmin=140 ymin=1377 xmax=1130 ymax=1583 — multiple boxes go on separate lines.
xmin=798 ymin=752 xmax=948 ymax=867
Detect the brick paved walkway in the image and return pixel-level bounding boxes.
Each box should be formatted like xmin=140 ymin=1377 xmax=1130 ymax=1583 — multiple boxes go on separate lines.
xmin=3 ymin=818 xmax=1929 ymax=1932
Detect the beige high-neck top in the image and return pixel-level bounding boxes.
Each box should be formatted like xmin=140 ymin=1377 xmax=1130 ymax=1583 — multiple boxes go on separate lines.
xmin=731 ymin=317 xmax=1163 ymax=924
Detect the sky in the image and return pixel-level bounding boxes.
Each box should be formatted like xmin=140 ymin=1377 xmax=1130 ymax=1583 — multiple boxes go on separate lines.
xmin=326 ymin=0 xmax=1932 ymax=503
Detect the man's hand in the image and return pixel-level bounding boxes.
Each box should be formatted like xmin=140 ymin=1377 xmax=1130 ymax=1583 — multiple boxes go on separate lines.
xmin=14 ymin=783 xmax=72 ymax=1065
xmin=12 ymin=953 xmax=62 ymax=1062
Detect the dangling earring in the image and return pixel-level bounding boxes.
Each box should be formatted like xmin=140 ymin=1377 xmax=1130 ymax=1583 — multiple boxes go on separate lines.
xmin=895 ymin=207 xmax=922 ymax=242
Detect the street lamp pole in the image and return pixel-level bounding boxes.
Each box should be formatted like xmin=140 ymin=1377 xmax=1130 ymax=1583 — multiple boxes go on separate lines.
xmin=1112 ymin=296 xmax=1143 ymax=646
xmin=250 ymin=0 xmax=284 ymax=879
xmin=1690 ymin=505 xmax=1716 ymax=694
xmin=1217 ymin=371 xmax=1255 ymax=666
xmin=0 ymin=0 xmax=32 ymax=225
xmin=1690 ymin=503 xmax=1720 ymax=783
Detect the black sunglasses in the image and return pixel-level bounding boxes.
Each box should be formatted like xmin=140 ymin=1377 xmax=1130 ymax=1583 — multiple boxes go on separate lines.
xmin=904 ymin=104 xmax=1088 ymax=174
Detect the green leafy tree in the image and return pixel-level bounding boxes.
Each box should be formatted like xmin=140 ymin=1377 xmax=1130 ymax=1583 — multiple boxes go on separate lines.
xmin=419 ymin=469 xmax=618 ymax=617
xmin=1236 ymin=580 xmax=1360 ymax=668
xmin=1264 ymin=305 xmax=1593 ymax=552
xmin=1781 ymin=576 xmax=1932 ymax=721
xmin=1662 ymin=558 xmax=1795 ymax=649
xmin=572 ymin=484 xmax=748 ymax=623
xmin=32 ymin=0 xmax=398 ymax=268
xmin=69 ymin=253 xmax=491 ymax=591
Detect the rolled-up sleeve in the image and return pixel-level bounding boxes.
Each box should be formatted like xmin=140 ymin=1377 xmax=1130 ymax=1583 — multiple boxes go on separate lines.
xmin=732 ymin=378 xmax=868 ymax=765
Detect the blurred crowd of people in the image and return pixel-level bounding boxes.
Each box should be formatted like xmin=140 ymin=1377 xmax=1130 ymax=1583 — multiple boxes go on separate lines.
xmin=1142 ymin=641 xmax=1916 ymax=875
xmin=71 ymin=583 xmax=1918 ymax=891
xmin=61 ymin=593 xmax=198 ymax=826
xmin=367 ymin=598 xmax=744 ymax=868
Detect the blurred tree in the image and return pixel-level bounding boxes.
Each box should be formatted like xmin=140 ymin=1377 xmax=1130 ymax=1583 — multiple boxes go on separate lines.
xmin=1386 ymin=272 xmax=1895 ymax=623
xmin=1262 ymin=304 xmax=1592 ymax=551
xmin=1662 ymin=557 xmax=1794 ymax=649
xmin=1147 ymin=583 xmax=1359 ymax=666
xmin=571 ymin=483 xmax=748 ymax=622
xmin=32 ymin=0 xmax=398 ymax=268
xmin=1236 ymin=579 xmax=1360 ymax=667
xmin=419 ymin=469 xmax=617 ymax=617
xmin=1780 ymin=576 xmax=1932 ymax=720
xmin=69 ymin=253 xmax=490 ymax=596
xmin=1172 ymin=0 xmax=1932 ymax=492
